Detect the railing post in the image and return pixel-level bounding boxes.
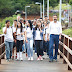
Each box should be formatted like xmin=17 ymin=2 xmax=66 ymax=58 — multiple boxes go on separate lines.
xmin=68 ymin=40 xmax=72 ymax=70
xmin=0 ymin=36 xmax=2 ymax=64
xmin=63 ymin=36 xmax=67 ymax=64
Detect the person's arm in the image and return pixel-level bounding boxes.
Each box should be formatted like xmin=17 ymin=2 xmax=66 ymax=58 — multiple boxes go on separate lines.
xmin=59 ymin=23 xmax=62 ymax=40
xmin=25 ymin=31 xmax=28 ymax=43
xmin=3 ymin=24 xmax=7 ymax=34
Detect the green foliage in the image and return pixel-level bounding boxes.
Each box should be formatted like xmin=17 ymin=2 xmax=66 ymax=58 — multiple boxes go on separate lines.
xmin=69 ymin=0 xmax=72 ymax=5
xmin=0 ymin=15 xmax=17 ymax=34
xmin=62 ymin=27 xmax=72 ymax=37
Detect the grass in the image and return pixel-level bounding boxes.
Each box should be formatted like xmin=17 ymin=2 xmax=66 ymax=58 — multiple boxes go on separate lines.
xmin=62 ymin=27 xmax=72 ymax=37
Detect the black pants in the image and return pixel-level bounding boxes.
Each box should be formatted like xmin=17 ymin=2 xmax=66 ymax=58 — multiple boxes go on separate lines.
xmin=16 ymin=40 xmax=23 ymax=52
xmin=35 ymin=40 xmax=43 ymax=57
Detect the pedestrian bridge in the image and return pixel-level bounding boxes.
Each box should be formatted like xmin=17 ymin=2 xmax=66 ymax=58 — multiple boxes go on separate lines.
xmin=0 ymin=34 xmax=72 ymax=72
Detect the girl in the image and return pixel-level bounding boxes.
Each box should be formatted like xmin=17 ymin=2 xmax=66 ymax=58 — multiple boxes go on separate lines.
xmin=15 ymin=21 xmax=24 ymax=61
xmin=25 ymin=20 xmax=33 ymax=61
xmin=33 ymin=21 xmax=43 ymax=61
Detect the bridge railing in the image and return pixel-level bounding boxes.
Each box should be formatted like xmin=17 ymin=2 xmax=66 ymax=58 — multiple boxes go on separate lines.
xmin=59 ymin=34 xmax=72 ymax=70
xmin=0 ymin=34 xmax=5 ymax=64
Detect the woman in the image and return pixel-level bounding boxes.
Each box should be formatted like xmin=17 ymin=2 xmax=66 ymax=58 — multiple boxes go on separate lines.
xmin=15 ymin=21 xmax=24 ymax=61
xmin=25 ymin=20 xmax=33 ymax=61
xmin=33 ymin=21 xmax=43 ymax=61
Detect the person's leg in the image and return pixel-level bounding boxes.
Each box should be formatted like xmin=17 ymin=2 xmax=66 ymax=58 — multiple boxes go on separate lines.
xmin=5 ymin=41 xmax=10 ymax=60
xmin=53 ymin=35 xmax=59 ymax=60
xmin=49 ymin=35 xmax=54 ymax=61
xmin=35 ymin=40 xmax=39 ymax=57
xmin=40 ymin=40 xmax=43 ymax=56
xmin=20 ymin=40 xmax=23 ymax=60
xmin=30 ymin=39 xmax=33 ymax=57
xmin=16 ymin=40 xmax=20 ymax=60
xmin=27 ymin=39 xmax=30 ymax=58
xmin=9 ymin=42 xmax=13 ymax=59
xmin=47 ymin=41 xmax=49 ymax=55
xmin=43 ymin=41 xmax=46 ymax=52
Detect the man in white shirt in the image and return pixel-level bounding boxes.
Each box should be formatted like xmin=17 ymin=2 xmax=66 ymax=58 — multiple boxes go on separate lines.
xmin=47 ymin=15 xmax=62 ymax=62
xmin=3 ymin=20 xmax=13 ymax=62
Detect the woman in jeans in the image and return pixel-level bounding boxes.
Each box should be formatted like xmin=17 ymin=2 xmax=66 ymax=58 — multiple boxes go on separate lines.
xmin=33 ymin=21 xmax=43 ymax=61
xmin=15 ymin=21 xmax=24 ymax=61
xmin=25 ymin=20 xmax=33 ymax=61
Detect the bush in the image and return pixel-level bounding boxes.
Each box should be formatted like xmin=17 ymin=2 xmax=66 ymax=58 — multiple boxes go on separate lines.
xmin=62 ymin=27 xmax=72 ymax=37
xmin=0 ymin=15 xmax=17 ymax=34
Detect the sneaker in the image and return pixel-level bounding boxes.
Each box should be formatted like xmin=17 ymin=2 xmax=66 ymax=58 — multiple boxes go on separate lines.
xmin=49 ymin=59 xmax=53 ymax=62
xmin=20 ymin=57 xmax=23 ymax=61
xmin=35 ymin=53 xmax=37 ymax=55
xmin=53 ymin=59 xmax=57 ymax=62
xmin=39 ymin=56 xmax=43 ymax=61
xmin=31 ymin=57 xmax=33 ymax=61
xmin=37 ymin=57 xmax=40 ymax=61
xmin=26 ymin=53 xmax=27 ymax=57
xmin=28 ymin=57 xmax=30 ymax=61
xmin=6 ymin=59 xmax=10 ymax=62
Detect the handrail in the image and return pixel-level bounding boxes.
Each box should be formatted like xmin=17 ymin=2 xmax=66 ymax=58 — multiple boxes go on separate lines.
xmin=0 ymin=34 xmax=5 ymax=64
xmin=59 ymin=34 xmax=72 ymax=70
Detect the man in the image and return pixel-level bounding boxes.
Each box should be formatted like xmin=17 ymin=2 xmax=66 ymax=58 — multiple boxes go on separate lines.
xmin=47 ymin=15 xmax=62 ymax=62
xmin=3 ymin=20 xmax=13 ymax=62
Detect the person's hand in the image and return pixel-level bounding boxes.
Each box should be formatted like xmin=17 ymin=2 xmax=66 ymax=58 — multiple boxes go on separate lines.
xmin=18 ymin=34 xmax=20 ymax=35
xmin=47 ymin=37 xmax=49 ymax=41
xmin=5 ymin=24 xmax=7 ymax=28
xmin=59 ymin=36 xmax=61 ymax=40
xmin=44 ymin=39 xmax=47 ymax=42
xmin=14 ymin=39 xmax=16 ymax=43
xmin=26 ymin=40 xmax=28 ymax=43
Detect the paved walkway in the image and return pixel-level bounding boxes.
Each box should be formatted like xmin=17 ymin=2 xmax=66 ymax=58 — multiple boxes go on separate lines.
xmin=0 ymin=53 xmax=71 ymax=72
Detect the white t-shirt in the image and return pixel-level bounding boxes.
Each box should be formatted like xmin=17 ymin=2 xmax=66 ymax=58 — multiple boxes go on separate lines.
xmin=16 ymin=28 xmax=24 ymax=40
xmin=26 ymin=27 xmax=33 ymax=38
xmin=44 ymin=27 xmax=49 ymax=41
xmin=35 ymin=28 xmax=41 ymax=40
xmin=48 ymin=21 xmax=62 ymax=35
xmin=12 ymin=27 xmax=16 ymax=33
xmin=3 ymin=27 xmax=13 ymax=42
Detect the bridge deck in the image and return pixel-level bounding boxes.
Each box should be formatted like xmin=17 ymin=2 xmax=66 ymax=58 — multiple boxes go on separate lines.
xmin=0 ymin=53 xmax=71 ymax=72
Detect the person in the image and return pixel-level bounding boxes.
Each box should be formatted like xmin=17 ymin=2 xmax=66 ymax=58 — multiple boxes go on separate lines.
xmin=47 ymin=15 xmax=62 ymax=62
xmin=43 ymin=21 xmax=49 ymax=56
xmin=3 ymin=20 xmax=13 ymax=62
xmin=12 ymin=20 xmax=17 ymax=60
xmin=15 ymin=21 xmax=24 ymax=61
xmin=33 ymin=21 xmax=43 ymax=61
xmin=25 ymin=20 xmax=33 ymax=61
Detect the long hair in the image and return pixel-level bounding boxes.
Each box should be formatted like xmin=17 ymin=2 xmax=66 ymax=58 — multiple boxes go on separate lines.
xmin=17 ymin=21 xmax=23 ymax=32
xmin=28 ymin=20 xmax=32 ymax=30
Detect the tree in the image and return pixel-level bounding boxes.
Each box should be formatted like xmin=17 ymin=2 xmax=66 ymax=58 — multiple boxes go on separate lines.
xmin=69 ymin=0 xmax=72 ymax=5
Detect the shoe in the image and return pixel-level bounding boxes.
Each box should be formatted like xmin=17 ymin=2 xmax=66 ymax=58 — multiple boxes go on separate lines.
xmin=6 ymin=59 xmax=10 ymax=62
xmin=26 ymin=53 xmax=27 ymax=57
xmin=28 ymin=57 xmax=31 ymax=61
xmin=37 ymin=57 xmax=40 ymax=61
xmin=20 ymin=57 xmax=23 ymax=61
xmin=39 ymin=55 xmax=43 ymax=61
xmin=35 ymin=53 xmax=37 ymax=55
xmin=49 ymin=59 xmax=53 ymax=62
xmin=31 ymin=57 xmax=33 ymax=61
xmin=12 ymin=56 xmax=14 ymax=60
xmin=53 ymin=59 xmax=57 ymax=62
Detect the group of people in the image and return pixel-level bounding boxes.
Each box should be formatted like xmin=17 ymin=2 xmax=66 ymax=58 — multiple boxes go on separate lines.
xmin=3 ymin=14 xmax=62 ymax=62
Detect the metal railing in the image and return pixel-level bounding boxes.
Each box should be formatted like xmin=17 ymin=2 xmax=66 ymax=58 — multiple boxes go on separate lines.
xmin=59 ymin=34 xmax=72 ymax=70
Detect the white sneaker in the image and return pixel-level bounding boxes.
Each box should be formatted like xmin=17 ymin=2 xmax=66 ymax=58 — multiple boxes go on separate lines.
xmin=17 ymin=52 xmax=20 ymax=60
xmin=31 ymin=57 xmax=33 ymax=61
xmin=20 ymin=57 xmax=23 ymax=61
xmin=39 ymin=56 xmax=43 ymax=61
xmin=37 ymin=57 xmax=40 ymax=61
xmin=28 ymin=57 xmax=31 ymax=61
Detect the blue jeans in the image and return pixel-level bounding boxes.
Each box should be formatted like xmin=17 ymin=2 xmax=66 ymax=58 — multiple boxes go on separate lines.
xmin=5 ymin=41 xmax=13 ymax=60
xmin=49 ymin=34 xmax=59 ymax=60
xmin=27 ymin=38 xmax=33 ymax=57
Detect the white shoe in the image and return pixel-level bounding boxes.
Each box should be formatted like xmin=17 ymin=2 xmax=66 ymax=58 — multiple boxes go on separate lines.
xmin=20 ymin=57 xmax=23 ymax=61
xmin=28 ymin=57 xmax=31 ymax=61
xmin=39 ymin=56 xmax=43 ymax=61
xmin=37 ymin=57 xmax=40 ymax=61
xmin=31 ymin=57 xmax=33 ymax=61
